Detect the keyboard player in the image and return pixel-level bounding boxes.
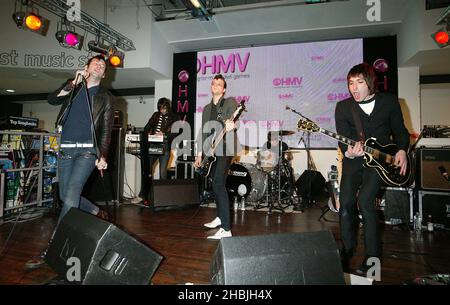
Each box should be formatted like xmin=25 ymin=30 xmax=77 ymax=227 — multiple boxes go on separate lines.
xmin=132 ymin=97 xmax=178 ymax=204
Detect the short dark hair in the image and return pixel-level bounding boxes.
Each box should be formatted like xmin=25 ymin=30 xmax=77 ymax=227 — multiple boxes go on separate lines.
xmin=347 ymin=63 xmax=377 ymax=94
xmin=86 ymin=55 xmax=107 ymax=71
xmin=157 ymin=97 xmax=172 ymax=113
xmin=213 ymin=74 xmax=227 ymax=90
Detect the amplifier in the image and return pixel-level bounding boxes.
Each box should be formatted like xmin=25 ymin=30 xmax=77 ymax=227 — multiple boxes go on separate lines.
xmin=418 ymin=191 xmax=450 ymax=229
xmin=417 ymin=148 xmax=450 ymax=191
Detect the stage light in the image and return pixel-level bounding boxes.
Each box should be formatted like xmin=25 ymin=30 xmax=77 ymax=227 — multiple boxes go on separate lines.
xmin=12 ymin=11 xmax=49 ymax=36
xmin=431 ymin=28 xmax=450 ymax=48
xmin=88 ymin=40 xmax=125 ymax=68
xmin=108 ymin=47 xmax=124 ymax=68
xmin=55 ymin=19 xmax=84 ymax=50
xmin=55 ymin=30 xmax=84 ymax=50
xmin=182 ymin=0 xmax=212 ymax=21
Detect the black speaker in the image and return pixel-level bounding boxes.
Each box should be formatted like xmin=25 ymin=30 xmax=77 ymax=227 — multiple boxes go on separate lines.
xmin=419 ymin=191 xmax=450 ymax=229
xmin=295 ymin=170 xmax=326 ymax=198
xmin=45 ymin=208 xmax=163 ymax=284
xmin=82 ymin=127 xmax=125 ymax=202
xmin=150 ymin=179 xmax=200 ymax=210
xmin=210 ymin=231 xmax=345 ymax=285
xmin=416 ymin=148 xmax=450 ymax=191
xmin=377 ymin=187 xmax=411 ymax=224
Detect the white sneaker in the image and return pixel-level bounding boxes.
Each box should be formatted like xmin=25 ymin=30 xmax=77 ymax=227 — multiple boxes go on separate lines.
xmin=204 ymin=217 xmax=221 ymax=229
xmin=207 ymin=228 xmax=232 ymax=240
xmin=131 ymin=196 xmax=143 ymax=204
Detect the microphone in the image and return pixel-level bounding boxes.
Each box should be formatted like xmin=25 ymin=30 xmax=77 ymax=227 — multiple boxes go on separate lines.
xmin=438 ymin=165 xmax=450 ymax=183
xmin=285 ymin=105 xmax=291 ymax=110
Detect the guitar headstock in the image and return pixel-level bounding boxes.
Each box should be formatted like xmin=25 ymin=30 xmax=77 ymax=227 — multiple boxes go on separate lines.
xmin=297 ymin=118 xmax=320 ymax=133
xmin=237 ymin=100 xmax=246 ymax=111
xmin=232 ymin=100 xmax=246 ymax=121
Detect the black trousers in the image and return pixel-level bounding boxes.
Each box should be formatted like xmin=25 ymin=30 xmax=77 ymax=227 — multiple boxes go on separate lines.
xmin=210 ymin=156 xmax=233 ymax=231
xmin=339 ymin=158 xmax=382 ymax=257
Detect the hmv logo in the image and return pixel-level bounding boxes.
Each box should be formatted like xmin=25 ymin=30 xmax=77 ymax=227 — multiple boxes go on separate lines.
xmin=273 ymin=77 xmax=303 ymax=88
xmin=197 ymin=53 xmax=250 ymax=75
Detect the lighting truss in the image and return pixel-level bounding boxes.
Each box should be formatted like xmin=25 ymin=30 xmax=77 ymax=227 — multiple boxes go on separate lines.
xmin=29 ymin=0 xmax=135 ymax=51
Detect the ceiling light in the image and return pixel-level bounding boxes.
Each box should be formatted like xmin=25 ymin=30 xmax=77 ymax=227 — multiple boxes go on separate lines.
xmin=55 ymin=30 xmax=84 ymax=50
xmin=431 ymin=28 xmax=450 ymax=48
xmin=12 ymin=11 xmax=49 ymax=36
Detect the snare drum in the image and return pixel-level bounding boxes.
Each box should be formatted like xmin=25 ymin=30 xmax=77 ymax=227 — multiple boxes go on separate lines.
xmin=226 ymin=163 xmax=267 ymax=202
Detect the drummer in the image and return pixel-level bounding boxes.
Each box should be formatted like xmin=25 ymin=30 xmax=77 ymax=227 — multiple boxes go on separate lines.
xmin=258 ymin=131 xmax=290 ymax=171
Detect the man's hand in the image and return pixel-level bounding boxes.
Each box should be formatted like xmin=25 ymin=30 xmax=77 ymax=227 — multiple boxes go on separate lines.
xmin=345 ymin=141 xmax=365 ymax=159
xmin=73 ymin=69 xmax=89 ymax=86
xmin=225 ymin=119 xmax=236 ymax=132
xmin=95 ymin=157 xmax=108 ymax=171
xmin=394 ymin=149 xmax=408 ymax=176
xmin=194 ymin=155 xmax=202 ymax=168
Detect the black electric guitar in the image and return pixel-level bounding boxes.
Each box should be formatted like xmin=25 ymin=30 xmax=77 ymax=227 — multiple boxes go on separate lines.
xmin=297 ymin=118 xmax=412 ymax=187
xmin=199 ymin=101 xmax=246 ymax=177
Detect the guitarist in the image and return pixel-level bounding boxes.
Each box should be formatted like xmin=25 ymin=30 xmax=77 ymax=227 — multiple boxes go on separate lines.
xmin=194 ymin=74 xmax=238 ymax=240
xmin=335 ymin=63 xmax=410 ymax=276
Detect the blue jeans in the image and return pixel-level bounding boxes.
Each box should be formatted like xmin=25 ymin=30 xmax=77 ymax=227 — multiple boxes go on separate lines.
xmin=57 ymin=147 xmax=99 ymax=224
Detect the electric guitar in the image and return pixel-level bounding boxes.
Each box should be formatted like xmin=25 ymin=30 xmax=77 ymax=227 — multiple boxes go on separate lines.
xmin=297 ymin=118 xmax=412 ymax=187
xmin=199 ymin=101 xmax=246 ymax=177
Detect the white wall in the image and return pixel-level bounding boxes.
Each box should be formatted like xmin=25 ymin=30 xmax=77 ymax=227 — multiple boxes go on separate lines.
xmin=420 ymin=83 xmax=450 ymax=126
xmin=398 ymin=66 xmax=421 ymax=135
xmin=22 ymin=100 xmax=58 ymax=131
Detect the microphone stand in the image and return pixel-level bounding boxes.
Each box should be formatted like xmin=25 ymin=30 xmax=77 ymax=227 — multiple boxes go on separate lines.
xmin=80 ymin=76 xmax=114 ymax=222
xmin=286 ymin=106 xmax=314 ymax=208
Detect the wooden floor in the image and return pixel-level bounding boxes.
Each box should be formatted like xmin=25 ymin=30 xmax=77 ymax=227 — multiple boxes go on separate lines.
xmin=1 ymin=200 xmax=450 ymax=285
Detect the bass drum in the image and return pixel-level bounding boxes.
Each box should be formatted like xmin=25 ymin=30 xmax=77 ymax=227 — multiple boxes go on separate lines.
xmin=226 ymin=163 xmax=267 ymax=202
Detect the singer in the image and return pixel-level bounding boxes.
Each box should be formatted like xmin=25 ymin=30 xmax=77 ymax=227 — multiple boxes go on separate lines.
xmin=25 ymin=55 xmax=114 ymax=270
xmin=48 ymin=54 xmax=114 ymax=224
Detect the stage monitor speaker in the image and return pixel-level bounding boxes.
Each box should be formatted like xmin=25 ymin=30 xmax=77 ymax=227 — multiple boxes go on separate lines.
xmin=45 ymin=208 xmax=163 ymax=285
xmin=150 ymin=179 xmax=200 ymax=210
xmin=417 ymin=148 xmax=450 ymax=191
xmin=82 ymin=127 xmax=125 ymax=203
xmin=210 ymin=230 xmax=345 ymax=285
xmin=295 ymin=170 xmax=326 ymax=198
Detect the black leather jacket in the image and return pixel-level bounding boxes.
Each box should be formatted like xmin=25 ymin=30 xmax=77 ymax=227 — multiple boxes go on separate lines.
xmin=48 ymin=80 xmax=115 ymax=159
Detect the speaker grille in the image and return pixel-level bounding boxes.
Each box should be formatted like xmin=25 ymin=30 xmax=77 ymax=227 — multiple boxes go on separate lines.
xmin=211 ymin=231 xmax=344 ymax=285
xmin=45 ymin=208 xmax=163 ymax=284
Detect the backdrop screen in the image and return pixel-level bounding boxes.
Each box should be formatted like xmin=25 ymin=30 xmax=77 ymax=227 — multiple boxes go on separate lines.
xmin=195 ymin=38 xmax=363 ymax=149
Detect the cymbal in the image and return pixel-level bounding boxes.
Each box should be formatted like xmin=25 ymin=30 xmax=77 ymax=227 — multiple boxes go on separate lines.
xmin=277 ymin=130 xmax=296 ymax=136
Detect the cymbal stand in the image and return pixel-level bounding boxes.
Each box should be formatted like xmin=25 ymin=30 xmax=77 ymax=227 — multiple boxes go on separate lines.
xmin=285 ymin=106 xmax=314 ymax=207
xmin=268 ymin=132 xmax=286 ymax=214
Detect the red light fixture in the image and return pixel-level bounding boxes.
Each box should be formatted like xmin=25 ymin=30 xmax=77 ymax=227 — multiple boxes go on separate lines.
xmin=436 ymin=31 xmax=449 ymax=44
xmin=431 ymin=28 xmax=450 ymax=48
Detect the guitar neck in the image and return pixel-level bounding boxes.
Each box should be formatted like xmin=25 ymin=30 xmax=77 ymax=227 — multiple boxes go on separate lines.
xmin=207 ymin=104 xmax=244 ymax=156
xmin=318 ymin=127 xmax=375 ymax=155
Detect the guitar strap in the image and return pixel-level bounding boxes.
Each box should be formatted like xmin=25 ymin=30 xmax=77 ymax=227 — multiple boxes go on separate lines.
xmin=351 ymin=101 xmax=366 ymax=142
xmin=216 ymin=97 xmax=225 ymax=121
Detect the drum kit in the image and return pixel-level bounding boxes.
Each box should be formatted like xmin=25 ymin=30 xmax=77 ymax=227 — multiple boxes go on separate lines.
xmin=225 ymin=130 xmax=300 ymax=213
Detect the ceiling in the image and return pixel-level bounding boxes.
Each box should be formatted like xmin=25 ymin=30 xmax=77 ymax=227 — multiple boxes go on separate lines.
xmin=1 ymin=0 xmax=449 ymax=98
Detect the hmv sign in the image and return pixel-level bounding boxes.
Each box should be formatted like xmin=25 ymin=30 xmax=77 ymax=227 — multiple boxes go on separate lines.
xmin=197 ymin=52 xmax=250 ymax=75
